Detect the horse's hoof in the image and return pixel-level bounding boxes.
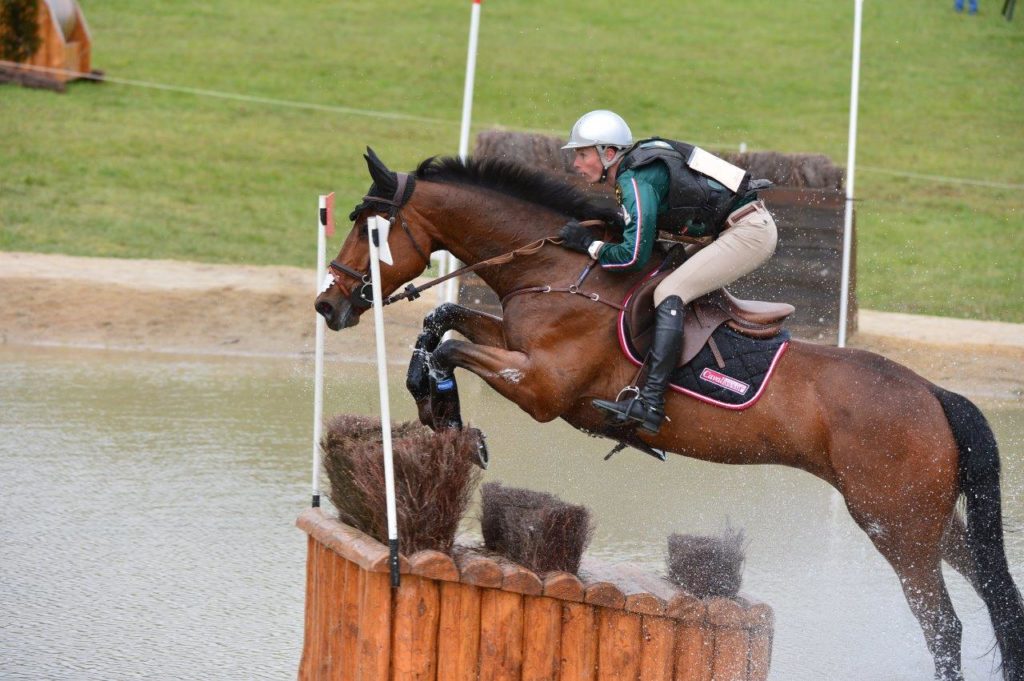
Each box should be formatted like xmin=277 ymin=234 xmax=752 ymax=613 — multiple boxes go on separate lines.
xmin=441 ymin=416 xmax=464 ymax=430
xmin=415 ymin=399 xmax=435 ymax=429
xmin=469 ymin=428 xmax=489 ymax=469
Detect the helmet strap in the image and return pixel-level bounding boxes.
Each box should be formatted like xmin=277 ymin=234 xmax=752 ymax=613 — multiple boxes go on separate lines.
xmin=596 ymin=145 xmax=623 ymax=183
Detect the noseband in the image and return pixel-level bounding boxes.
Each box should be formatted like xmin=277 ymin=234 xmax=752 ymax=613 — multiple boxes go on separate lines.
xmin=327 ymin=172 xmax=429 ymax=310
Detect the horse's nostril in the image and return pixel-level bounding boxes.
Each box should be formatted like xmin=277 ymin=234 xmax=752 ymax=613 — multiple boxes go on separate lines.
xmin=315 ymin=301 xmax=334 ymax=317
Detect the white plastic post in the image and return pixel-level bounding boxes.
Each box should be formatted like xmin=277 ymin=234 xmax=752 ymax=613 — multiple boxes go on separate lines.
xmin=838 ymin=0 xmax=863 ymax=348
xmin=367 ymin=215 xmax=402 ymax=587
xmin=311 ymin=194 xmax=330 ymax=508
xmin=458 ymin=0 xmax=482 ymax=162
xmin=441 ymin=0 xmax=483 ymax=306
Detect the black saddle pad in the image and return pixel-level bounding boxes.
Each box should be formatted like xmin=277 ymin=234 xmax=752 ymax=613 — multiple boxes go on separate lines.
xmin=670 ymin=326 xmax=790 ymax=408
xmin=621 ymin=323 xmax=790 ymax=410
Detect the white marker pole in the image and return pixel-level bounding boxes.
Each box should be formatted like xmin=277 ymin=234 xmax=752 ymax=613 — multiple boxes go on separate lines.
xmin=311 ymin=194 xmax=330 ymax=508
xmin=441 ymin=0 xmax=483 ymax=305
xmin=838 ymin=0 xmax=863 ymax=348
xmin=458 ymin=0 xmax=482 ymax=162
xmin=367 ymin=215 xmax=402 ymax=587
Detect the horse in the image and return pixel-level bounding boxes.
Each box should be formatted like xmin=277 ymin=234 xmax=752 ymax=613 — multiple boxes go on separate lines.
xmin=314 ymin=148 xmax=1024 ymax=680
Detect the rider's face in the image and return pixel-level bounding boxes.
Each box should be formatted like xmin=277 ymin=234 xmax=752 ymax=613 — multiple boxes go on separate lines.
xmin=572 ymin=147 xmax=608 ymax=183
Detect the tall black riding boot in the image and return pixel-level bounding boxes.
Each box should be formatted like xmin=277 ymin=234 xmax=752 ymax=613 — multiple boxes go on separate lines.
xmin=593 ymin=295 xmax=685 ymax=433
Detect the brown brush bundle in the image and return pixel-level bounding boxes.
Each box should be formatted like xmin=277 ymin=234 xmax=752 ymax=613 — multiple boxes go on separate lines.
xmin=480 ymin=481 xmax=594 ymax=575
xmin=473 ymin=130 xmax=843 ymax=191
xmin=720 ymin=151 xmax=844 ymax=190
xmin=475 ymin=130 xmax=574 ymax=174
xmin=666 ymin=528 xmax=748 ymax=599
xmin=321 ymin=414 xmax=483 ymax=554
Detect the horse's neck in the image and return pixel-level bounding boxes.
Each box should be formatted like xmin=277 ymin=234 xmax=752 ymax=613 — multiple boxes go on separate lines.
xmin=419 ymin=185 xmax=568 ymax=297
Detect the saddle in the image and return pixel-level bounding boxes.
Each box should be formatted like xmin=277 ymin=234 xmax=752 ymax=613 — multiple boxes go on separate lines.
xmin=626 ymin=268 xmax=795 ymax=367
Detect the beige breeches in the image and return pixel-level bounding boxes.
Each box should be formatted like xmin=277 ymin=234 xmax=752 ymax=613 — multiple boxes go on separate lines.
xmin=653 ymin=200 xmax=778 ymax=307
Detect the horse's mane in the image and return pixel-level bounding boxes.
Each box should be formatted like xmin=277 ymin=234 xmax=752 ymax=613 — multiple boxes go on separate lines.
xmin=415 ymin=156 xmax=623 ymax=226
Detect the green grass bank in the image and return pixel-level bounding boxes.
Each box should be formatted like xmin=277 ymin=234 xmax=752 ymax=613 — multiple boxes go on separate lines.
xmin=1 ymin=0 xmax=1021 ymax=320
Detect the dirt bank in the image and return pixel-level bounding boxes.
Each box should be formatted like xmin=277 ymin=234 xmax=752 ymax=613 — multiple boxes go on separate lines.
xmin=2 ymin=252 xmax=1021 ymax=402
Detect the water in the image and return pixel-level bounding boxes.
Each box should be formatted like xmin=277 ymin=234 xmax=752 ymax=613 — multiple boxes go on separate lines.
xmin=1 ymin=344 xmax=1021 ymax=680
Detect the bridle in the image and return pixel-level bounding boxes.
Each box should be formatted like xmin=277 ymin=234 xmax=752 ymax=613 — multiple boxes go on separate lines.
xmin=327 ymin=171 xmax=429 ymax=310
xmin=326 ymin=174 xmax=622 ymax=313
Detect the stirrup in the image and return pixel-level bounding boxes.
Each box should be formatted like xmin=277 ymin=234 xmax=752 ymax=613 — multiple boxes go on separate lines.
xmin=593 ymin=385 xmax=641 ymax=422
xmin=594 ymin=390 xmax=654 ymax=428
xmin=614 ymin=385 xmax=640 ymax=402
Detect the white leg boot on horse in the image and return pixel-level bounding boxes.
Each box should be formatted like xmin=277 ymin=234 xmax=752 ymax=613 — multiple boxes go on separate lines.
xmin=593 ymin=295 xmax=685 ymax=433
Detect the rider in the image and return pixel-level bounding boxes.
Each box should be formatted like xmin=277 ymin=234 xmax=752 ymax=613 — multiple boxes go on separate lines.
xmin=558 ymin=110 xmax=778 ymax=433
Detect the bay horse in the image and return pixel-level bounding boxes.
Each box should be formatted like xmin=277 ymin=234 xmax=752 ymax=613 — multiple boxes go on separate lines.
xmin=314 ymin=149 xmax=1023 ymax=680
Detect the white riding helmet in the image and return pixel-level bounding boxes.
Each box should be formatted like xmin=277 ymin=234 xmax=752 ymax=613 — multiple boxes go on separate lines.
xmin=562 ymin=110 xmax=634 ymax=170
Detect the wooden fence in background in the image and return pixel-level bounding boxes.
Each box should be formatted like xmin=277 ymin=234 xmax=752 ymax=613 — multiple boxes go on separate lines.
xmin=297 ymin=508 xmax=774 ymax=680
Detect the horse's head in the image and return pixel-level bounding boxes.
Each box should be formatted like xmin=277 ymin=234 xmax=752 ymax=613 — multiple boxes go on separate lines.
xmin=315 ymin=148 xmax=433 ymax=330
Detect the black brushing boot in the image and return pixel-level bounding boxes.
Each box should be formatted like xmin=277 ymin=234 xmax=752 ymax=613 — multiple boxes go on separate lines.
xmin=593 ymin=295 xmax=685 ymax=433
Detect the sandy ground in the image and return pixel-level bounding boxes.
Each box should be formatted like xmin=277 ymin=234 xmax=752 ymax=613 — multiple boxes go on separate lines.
xmin=1 ymin=251 xmax=1021 ymax=402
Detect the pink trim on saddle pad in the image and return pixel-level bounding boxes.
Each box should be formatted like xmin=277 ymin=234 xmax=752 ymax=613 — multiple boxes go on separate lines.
xmin=616 ymin=274 xmax=789 ymax=411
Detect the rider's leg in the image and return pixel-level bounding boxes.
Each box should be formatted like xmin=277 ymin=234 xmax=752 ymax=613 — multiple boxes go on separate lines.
xmin=593 ymin=202 xmax=777 ymax=433
xmin=593 ymin=295 xmax=685 ymax=432
xmin=652 ymin=201 xmax=778 ymax=308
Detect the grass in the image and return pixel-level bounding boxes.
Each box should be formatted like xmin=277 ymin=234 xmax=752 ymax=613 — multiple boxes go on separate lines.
xmin=1 ymin=0 xmax=1021 ymax=320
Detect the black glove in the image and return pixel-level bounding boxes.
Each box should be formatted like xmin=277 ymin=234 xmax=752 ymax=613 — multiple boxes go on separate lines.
xmin=558 ymin=220 xmax=595 ymax=253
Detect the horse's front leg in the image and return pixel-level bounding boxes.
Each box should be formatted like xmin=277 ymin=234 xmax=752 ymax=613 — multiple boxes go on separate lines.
xmin=431 ymin=339 xmax=579 ymax=424
xmin=407 ymin=303 xmax=506 ymax=428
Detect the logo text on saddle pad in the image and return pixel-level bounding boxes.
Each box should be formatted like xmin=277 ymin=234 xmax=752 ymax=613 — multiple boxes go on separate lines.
xmin=699 ymin=368 xmax=750 ymax=396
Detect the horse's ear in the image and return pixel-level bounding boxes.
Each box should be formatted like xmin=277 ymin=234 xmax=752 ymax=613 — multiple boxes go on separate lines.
xmin=364 ymin=146 xmax=397 ymax=196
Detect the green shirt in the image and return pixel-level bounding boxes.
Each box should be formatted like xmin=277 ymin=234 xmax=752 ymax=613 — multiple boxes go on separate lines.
xmin=596 ymin=160 xmax=743 ymax=272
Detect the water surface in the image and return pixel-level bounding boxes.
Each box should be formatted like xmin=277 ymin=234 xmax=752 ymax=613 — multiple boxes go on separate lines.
xmin=1 ymin=345 xmax=1021 ymax=680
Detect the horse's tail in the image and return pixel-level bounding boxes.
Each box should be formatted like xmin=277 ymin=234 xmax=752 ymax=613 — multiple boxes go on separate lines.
xmin=933 ymin=386 xmax=1024 ymax=679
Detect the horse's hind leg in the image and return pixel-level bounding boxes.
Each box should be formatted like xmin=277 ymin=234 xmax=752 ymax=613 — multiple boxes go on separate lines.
xmin=895 ymin=561 xmax=964 ymax=681
xmin=941 ymin=511 xmax=983 ymax=595
xmin=852 ymin=509 xmax=965 ymax=680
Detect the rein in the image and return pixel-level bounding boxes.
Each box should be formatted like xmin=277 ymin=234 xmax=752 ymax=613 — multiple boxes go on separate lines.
xmin=384 ymin=236 xmax=553 ymax=305
xmin=497 ymin=218 xmax=626 ymax=312
xmin=500 ymin=258 xmax=625 ymax=312
xmin=331 ymin=188 xmax=620 ymax=312
xmin=383 ymin=218 xmax=623 ymax=311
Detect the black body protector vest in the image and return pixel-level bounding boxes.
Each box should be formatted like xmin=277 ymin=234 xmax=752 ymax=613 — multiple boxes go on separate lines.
xmin=617 ymin=138 xmax=754 ymax=236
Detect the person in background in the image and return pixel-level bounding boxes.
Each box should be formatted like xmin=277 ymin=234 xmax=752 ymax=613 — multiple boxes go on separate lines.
xmin=955 ymin=0 xmax=979 ymax=14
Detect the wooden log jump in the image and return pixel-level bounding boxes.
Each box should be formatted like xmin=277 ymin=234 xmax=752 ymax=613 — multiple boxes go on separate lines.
xmin=297 ymin=509 xmax=774 ymax=681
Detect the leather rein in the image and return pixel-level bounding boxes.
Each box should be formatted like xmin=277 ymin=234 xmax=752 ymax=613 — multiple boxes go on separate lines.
xmin=328 ymin=176 xmax=622 ymax=312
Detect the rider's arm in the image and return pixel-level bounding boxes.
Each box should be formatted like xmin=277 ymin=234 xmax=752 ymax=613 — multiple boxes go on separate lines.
xmin=593 ymin=168 xmax=662 ymax=272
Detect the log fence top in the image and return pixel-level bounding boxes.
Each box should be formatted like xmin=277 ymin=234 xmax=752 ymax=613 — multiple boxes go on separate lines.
xmin=298 ymin=508 xmax=771 ymax=630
